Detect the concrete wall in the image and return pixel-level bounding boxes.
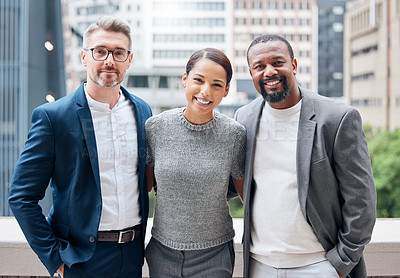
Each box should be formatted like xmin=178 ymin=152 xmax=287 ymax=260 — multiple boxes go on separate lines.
xmin=1 ymin=218 xmax=399 ymax=277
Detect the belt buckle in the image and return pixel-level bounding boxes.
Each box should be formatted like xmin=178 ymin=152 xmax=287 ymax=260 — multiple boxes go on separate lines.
xmin=118 ymin=229 xmax=134 ymax=244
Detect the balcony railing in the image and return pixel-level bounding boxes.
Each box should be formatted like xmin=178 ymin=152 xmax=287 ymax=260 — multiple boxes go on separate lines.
xmin=0 ymin=217 xmax=399 ymax=278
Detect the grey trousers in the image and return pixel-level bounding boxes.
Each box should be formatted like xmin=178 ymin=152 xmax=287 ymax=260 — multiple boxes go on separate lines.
xmin=145 ymin=237 xmax=235 ymax=278
xmin=249 ymin=256 xmax=340 ymax=278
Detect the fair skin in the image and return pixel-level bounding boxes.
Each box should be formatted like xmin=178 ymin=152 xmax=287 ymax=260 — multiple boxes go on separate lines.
xmin=248 ymin=40 xmax=301 ymax=109
xmin=56 ymin=29 xmax=132 ymax=278
xmin=248 ymin=40 xmax=344 ymax=278
xmin=80 ymin=29 xmax=133 ymax=109
xmin=146 ymin=58 xmax=244 ymax=199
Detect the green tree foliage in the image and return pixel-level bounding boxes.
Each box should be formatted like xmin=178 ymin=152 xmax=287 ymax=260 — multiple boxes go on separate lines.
xmin=367 ymin=127 xmax=400 ymax=217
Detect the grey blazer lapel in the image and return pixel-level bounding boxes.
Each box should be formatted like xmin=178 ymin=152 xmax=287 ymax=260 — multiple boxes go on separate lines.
xmin=297 ymin=89 xmax=316 ymax=217
xmin=243 ymin=97 xmax=264 ymax=206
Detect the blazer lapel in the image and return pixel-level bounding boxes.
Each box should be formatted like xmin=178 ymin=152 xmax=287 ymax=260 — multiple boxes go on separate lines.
xmin=243 ymin=97 xmax=264 ymax=206
xmin=297 ymin=89 xmax=316 ymax=217
xmin=75 ymin=84 xmax=101 ymax=191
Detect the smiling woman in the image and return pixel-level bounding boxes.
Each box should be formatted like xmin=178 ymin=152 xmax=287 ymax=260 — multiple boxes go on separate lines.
xmin=144 ymin=48 xmax=246 ymax=278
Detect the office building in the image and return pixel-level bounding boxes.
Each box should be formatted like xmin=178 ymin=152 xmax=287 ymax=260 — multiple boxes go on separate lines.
xmin=0 ymin=0 xmax=65 ymax=215
xmin=317 ymin=0 xmax=345 ymax=98
xmin=65 ymin=0 xmax=237 ymax=115
xmin=232 ymin=0 xmax=317 ymax=100
xmin=344 ymin=0 xmax=400 ymax=129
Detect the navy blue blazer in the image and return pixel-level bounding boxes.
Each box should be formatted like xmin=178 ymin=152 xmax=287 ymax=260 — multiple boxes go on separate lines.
xmin=8 ymin=83 xmax=152 ymax=276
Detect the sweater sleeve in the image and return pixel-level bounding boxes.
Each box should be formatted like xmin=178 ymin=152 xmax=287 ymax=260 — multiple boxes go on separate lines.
xmin=145 ymin=117 xmax=156 ymax=167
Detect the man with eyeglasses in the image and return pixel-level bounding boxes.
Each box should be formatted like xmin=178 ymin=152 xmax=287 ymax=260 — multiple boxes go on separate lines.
xmin=8 ymin=16 xmax=152 ymax=278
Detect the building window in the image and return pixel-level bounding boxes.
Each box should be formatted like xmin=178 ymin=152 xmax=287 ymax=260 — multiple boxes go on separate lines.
xmin=235 ymin=17 xmax=247 ymax=25
xmin=153 ymin=34 xmax=225 ymax=43
xmin=128 ymin=76 xmax=149 ymax=88
xmin=285 ymin=34 xmax=294 ymax=41
xmin=351 ymin=72 xmax=375 ymax=82
xmin=267 ymin=1 xmax=279 ymax=10
xmin=299 ymin=67 xmax=310 ymax=74
xmin=332 ymin=6 xmax=344 ymax=15
xmin=283 ymin=1 xmax=294 ymax=9
xmin=299 ymin=18 xmax=311 ymax=26
xmin=332 ymin=23 xmax=343 ymax=32
xmin=351 ymin=99 xmax=373 ymax=106
xmin=299 ymin=1 xmax=310 ymax=10
xmin=158 ymin=76 xmax=168 ymax=88
xmin=154 ymin=2 xmax=225 ymax=11
xmin=268 ymin=18 xmax=279 ymax=25
xmin=252 ymin=18 xmax=263 ymax=25
xmin=236 ymin=0 xmax=247 ymax=9
xmin=153 ymin=18 xmax=225 ymax=27
xmin=351 ymin=45 xmax=378 ymax=57
xmin=283 ymin=18 xmax=295 ymax=26
xmin=153 ymin=50 xmax=195 ymax=59
xmin=252 ymin=1 xmax=263 ymax=9
xmin=299 ymin=34 xmax=310 ymax=41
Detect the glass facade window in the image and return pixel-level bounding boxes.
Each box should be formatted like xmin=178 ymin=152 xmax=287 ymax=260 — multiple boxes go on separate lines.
xmin=154 ymin=2 xmax=225 ymax=11
xmin=299 ymin=2 xmax=310 ymax=10
xmin=351 ymin=72 xmax=375 ymax=82
xmin=299 ymin=34 xmax=310 ymax=41
xmin=153 ymin=18 xmax=225 ymax=27
xmin=153 ymin=50 xmax=196 ymax=59
xmin=252 ymin=18 xmax=262 ymax=25
xmin=77 ymin=5 xmax=119 ymax=16
xmin=332 ymin=22 xmax=343 ymax=32
xmin=283 ymin=2 xmax=294 ymax=10
xmin=268 ymin=18 xmax=279 ymax=25
xmin=235 ymin=17 xmax=247 ymax=25
xmin=153 ymin=34 xmax=225 ymax=43
xmin=127 ymin=76 xmax=149 ymax=88
xmin=267 ymin=1 xmax=279 ymax=10
xmin=299 ymin=18 xmax=311 ymax=26
xmin=252 ymin=1 xmax=262 ymax=9
xmin=158 ymin=76 xmax=168 ymax=88
xmin=235 ymin=0 xmax=247 ymax=9
xmin=285 ymin=34 xmax=294 ymax=41
xmin=1 ymin=0 xmax=65 ymax=216
xmin=283 ymin=18 xmax=295 ymax=26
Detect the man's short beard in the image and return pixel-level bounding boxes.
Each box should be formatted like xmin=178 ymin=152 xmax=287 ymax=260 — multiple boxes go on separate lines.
xmin=90 ymin=75 xmax=120 ymax=88
xmin=259 ymin=76 xmax=290 ymax=103
xmin=90 ymin=67 xmax=122 ymax=88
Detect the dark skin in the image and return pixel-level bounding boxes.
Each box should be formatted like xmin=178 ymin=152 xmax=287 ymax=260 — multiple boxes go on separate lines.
xmin=247 ymin=40 xmax=344 ymax=278
xmin=248 ymin=40 xmax=301 ymax=110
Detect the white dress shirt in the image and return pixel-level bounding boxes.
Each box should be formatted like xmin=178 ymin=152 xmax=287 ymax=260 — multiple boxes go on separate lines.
xmin=85 ymin=88 xmax=141 ymax=231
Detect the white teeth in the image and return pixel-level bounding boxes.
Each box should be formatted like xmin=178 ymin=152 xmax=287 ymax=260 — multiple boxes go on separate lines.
xmin=266 ymin=80 xmax=280 ymax=86
xmin=196 ymin=98 xmax=211 ymax=104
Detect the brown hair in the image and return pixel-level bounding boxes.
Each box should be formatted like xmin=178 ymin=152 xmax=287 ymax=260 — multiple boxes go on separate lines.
xmin=186 ymin=48 xmax=232 ymax=84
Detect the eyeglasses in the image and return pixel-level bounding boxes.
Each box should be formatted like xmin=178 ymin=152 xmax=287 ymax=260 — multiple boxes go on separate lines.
xmin=86 ymin=47 xmax=131 ymax=62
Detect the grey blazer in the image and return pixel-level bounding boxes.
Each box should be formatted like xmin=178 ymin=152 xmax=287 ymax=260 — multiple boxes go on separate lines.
xmin=234 ymin=88 xmax=376 ymax=278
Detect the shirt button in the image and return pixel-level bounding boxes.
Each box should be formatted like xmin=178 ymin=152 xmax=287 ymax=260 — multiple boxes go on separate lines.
xmin=89 ymin=236 xmax=96 ymax=243
xmin=96 ymin=205 xmax=101 ymax=211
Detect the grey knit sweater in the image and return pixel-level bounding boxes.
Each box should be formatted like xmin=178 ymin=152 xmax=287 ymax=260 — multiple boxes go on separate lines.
xmin=145 ymin=108 xmax=246 ymax=250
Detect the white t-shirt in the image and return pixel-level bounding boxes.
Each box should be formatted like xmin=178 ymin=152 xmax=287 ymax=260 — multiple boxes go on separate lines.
xmin=250 ymin=100 xmax=326 ymax=268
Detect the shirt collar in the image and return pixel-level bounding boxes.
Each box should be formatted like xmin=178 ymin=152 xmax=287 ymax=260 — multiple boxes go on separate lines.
xmin=84 ymin=85 xmax=125 ymax=111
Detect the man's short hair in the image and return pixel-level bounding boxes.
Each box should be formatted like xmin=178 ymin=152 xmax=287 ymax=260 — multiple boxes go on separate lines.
xmin=83 ymin=16 xmax=132 ymax=50
xmin=247 ymin=34 xmax=294 ymax=66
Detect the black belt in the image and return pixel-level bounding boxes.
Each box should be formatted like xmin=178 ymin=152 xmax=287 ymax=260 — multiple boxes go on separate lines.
xmin=98 ymin=225 xmax=141 ymax=244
